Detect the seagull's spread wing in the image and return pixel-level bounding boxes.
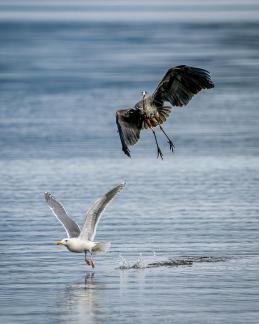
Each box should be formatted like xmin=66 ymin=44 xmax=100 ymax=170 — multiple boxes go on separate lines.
xmin=152 ymin=65 xmax=214 ymax=107
xmin=80 ymin=183 xmax=125 ymax=241
xmin=44 ymin=192 xmax=81 ymax=238
xmin=116 ymin=109 xmax=143 ymax=158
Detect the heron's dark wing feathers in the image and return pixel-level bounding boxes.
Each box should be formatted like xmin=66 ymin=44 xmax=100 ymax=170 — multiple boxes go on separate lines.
xmin=116 ymin=109 xmax=143 ymax=157
xmin=152 ymin=65 xmax=214 ymax=107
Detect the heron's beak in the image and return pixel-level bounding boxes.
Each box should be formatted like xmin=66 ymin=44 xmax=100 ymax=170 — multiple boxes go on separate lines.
xmin=56 ymin=241 xmax=63 ymax=245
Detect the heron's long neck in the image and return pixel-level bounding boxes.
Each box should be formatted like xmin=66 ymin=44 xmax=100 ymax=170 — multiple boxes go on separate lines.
xmin=142 ymin=94 xmax=147 ymax=112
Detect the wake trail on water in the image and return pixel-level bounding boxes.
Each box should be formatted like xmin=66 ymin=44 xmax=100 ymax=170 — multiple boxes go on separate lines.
xmin=117 ymin=254 xmax=234 ymax=270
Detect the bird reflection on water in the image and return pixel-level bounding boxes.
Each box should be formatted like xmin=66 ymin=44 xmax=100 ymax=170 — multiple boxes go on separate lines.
xmin=84 ymin=272 xmax=95 ymax=288
xmin=61 ymin=272 xmax=99 ymax=324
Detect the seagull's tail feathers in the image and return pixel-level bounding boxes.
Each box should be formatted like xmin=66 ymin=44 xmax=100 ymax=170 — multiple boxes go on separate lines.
xmin=92 ymin=241 xmax=111 ymax=254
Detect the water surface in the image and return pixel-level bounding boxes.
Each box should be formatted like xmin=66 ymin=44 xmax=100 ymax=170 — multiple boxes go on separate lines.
xmin=0 ymin=1 xmax=259 ymax=323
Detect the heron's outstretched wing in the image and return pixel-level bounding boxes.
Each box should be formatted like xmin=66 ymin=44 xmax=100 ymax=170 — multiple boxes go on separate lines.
xmin=152 ymin=65 xmax=214 ymax=107
xmin=80 ymin=182 xmax=125 ymax=241
xmin=116 ymin=109 xmax=143 ymax=158
xmin=44 ymin=192 xmax=81 ymax=238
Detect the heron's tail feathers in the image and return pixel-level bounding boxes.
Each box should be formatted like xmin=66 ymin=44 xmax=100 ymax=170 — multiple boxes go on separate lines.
xmin=142 ymin=106 xmax=172 ymax=128
xmin=92 ymin=242 xmax=111 ymax=254
xmin=157 ymin=106 xmax=171 ymax=124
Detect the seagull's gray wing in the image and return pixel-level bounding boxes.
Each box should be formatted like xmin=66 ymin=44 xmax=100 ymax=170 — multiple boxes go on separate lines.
xmin=44 ymin=192 xmax=81 ymax=238
xmin=152 ymin=65 xmax=214 ymax=107
xmin=79 ymin=182 xmax=126 ymax=241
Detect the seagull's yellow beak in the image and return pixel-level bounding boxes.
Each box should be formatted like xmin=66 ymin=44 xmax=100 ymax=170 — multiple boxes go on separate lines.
xmin=56 ymin=241 xmax=63 ymax=245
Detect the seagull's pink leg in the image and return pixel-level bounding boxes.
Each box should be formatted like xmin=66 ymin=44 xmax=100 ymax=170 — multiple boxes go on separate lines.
xmin=91 ymin=260 xmax=95 ymax=268
xmin=85 ymin=259 xmax=91 ymax=266
xmin=90 ymin=253 xmax=95 ymax=268
xmin=84 ymin=251 xmax=91 ymax=266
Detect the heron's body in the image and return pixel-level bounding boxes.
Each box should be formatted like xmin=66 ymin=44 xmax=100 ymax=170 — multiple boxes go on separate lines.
xmin=135 ymin=94 xmax=171 ymax=128
xmin=136 ymin=95 xmax=156 ymax=117
xmin=116 ymin=65 xmax=214 ymax=158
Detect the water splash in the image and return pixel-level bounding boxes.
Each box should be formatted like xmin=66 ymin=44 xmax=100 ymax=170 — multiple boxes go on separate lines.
xmin=132 ymin=253 xmax=145 ymax=269
xmin=118 ymin=254 xmax=130 ymax=269
xmin=117 ymin=254 xmax=232 ymax=270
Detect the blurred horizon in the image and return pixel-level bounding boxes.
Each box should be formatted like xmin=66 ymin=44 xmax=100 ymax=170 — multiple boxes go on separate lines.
xmin=0 ymin=0 xmax=259 ymax=23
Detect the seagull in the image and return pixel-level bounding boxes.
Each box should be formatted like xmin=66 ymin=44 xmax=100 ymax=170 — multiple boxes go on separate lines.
xmin=116 ymin=65 xmax=214 ymax=159
xmin=44 ymin=182 xmax=125 ymax=268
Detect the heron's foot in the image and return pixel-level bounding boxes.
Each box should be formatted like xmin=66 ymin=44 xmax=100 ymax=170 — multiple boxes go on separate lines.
xmin=157 ymin=147 xmax=163 ymax=160
xmin=168 ymin=139 xmax=175 ymax=152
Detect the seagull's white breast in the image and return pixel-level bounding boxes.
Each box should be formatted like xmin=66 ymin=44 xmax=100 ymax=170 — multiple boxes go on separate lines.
xmin=66 ymin=238 xmax=95 ymax=253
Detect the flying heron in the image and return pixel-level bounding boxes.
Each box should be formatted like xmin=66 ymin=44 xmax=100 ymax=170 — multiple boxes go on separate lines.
xmin=116 ymin=65 xmax=214 ymax=159
xmin=44 ymin=183 xmax=125 ymax=268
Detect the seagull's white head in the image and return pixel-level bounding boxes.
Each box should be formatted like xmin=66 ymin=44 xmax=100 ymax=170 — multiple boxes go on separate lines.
xmin=56 ymin=238 xmax=82 ymax=253
xmin=56 ymin=238 xmax=70 ymax=247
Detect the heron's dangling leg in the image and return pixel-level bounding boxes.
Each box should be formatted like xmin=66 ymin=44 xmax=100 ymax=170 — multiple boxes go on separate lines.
xmin=159 ymin=125 xmax=174 ymax=152
xmin=85 ymin=251 xmax=91 ymax=266
xmin=151 ymin=127 xmax=163 ymax=160
xmin=90 ymin=253 xmax=95 ymax=269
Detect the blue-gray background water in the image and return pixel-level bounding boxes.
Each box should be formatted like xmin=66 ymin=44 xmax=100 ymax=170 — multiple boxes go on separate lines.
xmin=0 ymin=1 xmax=259 ymax=323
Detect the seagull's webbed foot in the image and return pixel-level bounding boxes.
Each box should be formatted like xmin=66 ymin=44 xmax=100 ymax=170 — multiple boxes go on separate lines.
xmin=89 ymin=253 xmax=95 ymax=268
xmin=90 ymin=260 xmax=95 ymax=269
xmin=85 ymin=258 xmax=91 ymax=266
xmin=85 ymin=251 xmax=92 ymax=267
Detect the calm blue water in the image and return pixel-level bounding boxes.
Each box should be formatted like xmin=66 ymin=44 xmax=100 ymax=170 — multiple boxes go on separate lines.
xmin=0 ymin=1 xmax=259 ymax=323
